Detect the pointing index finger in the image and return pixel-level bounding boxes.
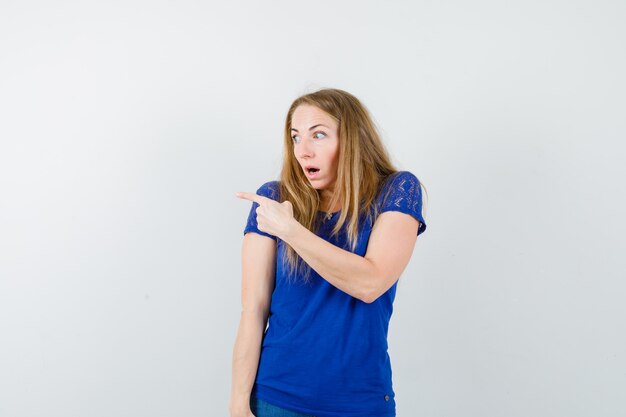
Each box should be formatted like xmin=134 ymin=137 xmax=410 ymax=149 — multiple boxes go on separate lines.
xmin=235 ymin=191 xmax=268 ymax=205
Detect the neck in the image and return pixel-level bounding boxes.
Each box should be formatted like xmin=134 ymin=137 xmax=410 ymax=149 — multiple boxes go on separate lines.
xmin=321 ymin=201 xmax=341 ymax=212
xmin=319 ymin=187 xmax=340 ymax=212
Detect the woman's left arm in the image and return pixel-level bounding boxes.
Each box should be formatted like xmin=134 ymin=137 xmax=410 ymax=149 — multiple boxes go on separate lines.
xmin=235 ymin=191 xmax=420 ymax=303
xmin=282 ymin=211 xmax=419 ymax=303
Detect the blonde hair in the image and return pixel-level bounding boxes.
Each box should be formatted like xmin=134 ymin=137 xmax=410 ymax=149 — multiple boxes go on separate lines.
xmin=277 ymin=88 xmax=425 ymax=284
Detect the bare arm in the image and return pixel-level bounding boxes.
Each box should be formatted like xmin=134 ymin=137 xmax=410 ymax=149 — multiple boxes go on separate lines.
xmin=282 ymin=212 xmax=419 ymax=303
xmin=229 ymin=232 xmax=276 ymax=416
xmin=235 ymin=179 xmax=421 ymax=305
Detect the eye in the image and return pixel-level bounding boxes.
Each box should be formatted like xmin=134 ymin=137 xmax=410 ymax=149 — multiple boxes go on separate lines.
xmin=291 ymin=131 xmax=326 ymax=143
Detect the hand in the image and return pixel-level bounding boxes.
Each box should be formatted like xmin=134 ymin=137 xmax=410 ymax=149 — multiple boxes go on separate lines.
xmin=228 ymin=397 xmax=256 ymax=417
xmin=235 ymin=191 xmax=297 ymax=241
xmin=229 ymin=405 xmax=256 ymax=417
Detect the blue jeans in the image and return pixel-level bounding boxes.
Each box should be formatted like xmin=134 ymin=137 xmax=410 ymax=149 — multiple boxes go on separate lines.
xmin=249 ymin=396 xmax=316 ymax=417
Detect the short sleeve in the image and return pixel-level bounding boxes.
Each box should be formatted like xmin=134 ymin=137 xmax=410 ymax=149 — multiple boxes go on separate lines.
xmin=378 ymin=171 xmax=427 ymax=236
xmin=243 ymin=181 xmax=280 ymax=241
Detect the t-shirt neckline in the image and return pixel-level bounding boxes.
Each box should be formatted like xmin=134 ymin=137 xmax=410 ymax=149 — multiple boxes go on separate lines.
xmin=317 ymin=209 xmax=341 ymax=222
xmin=317 ymin=209 xmax=341 ymax=214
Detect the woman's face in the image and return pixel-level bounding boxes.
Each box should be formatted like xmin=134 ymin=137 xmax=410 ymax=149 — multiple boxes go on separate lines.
xmin=291 ymin=104 xmax=340 ymax=192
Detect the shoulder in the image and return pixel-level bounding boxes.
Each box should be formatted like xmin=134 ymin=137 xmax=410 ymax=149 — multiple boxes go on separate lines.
xmin=379 ymin=170 xmax=421 ymax=196
xmin=256 ymin=180 xmax=281 ymax=201
xmin=376 ymin=170 xmax=427 ymax=235
xmin=392 ymin=170 xmax=420 ymax=183
xmin=376 ymin=170 xmax=425 ymax=212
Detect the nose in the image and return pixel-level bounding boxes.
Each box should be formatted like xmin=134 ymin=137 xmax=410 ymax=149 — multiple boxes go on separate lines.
xmin=296 ymin=137 xmax=315 ymax=159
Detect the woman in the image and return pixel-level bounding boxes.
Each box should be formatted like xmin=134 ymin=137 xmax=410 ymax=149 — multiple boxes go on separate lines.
xmin=230 ymin=88 xmax=428 ymax=417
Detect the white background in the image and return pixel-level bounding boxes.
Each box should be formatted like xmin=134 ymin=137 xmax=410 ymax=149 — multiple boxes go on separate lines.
xmin=1 ymin=1 xmax=624 ymax=416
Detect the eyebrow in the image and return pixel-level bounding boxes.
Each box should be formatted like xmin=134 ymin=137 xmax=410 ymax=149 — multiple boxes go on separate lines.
xmin=290 ymin=124 xmax=329 ymax=132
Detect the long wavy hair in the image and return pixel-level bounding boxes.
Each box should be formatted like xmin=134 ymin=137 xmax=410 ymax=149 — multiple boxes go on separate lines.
xmin=278 ymin=88 xmax=425 ymax=284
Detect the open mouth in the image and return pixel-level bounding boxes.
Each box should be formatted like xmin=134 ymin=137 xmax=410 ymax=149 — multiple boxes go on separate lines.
xmin=305 ymin=166 xmax=321 ymax=179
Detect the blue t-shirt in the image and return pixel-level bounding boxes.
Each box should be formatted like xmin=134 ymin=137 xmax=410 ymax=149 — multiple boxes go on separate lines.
xmin=242 ymin=170 xmax=427 ymax=417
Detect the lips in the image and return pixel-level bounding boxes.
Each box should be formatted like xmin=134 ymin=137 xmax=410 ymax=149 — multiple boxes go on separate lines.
xmin=304 ymin=165 xmax=321 ymax=179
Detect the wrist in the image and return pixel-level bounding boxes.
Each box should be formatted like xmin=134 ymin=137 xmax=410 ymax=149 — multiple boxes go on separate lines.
xmin=229 ymin=394 xmax=251 ymax=411
xmin=282 ymin=217 xmax=302 ymax=244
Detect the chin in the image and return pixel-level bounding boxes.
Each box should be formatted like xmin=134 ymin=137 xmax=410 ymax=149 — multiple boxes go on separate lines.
xmin=306 ymin=180 xmax=321 ymax=188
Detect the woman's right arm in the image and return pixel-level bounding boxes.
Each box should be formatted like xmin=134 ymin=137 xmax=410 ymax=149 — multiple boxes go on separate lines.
xmin=229 ymin=233 xmax=277 ymax=417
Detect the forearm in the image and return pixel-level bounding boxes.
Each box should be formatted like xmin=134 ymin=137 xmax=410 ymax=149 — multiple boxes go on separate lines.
xmin=282 ymin=220 xmax=379 ymax=303
xmin=229 ymin=312 xmax=266 ymax=412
